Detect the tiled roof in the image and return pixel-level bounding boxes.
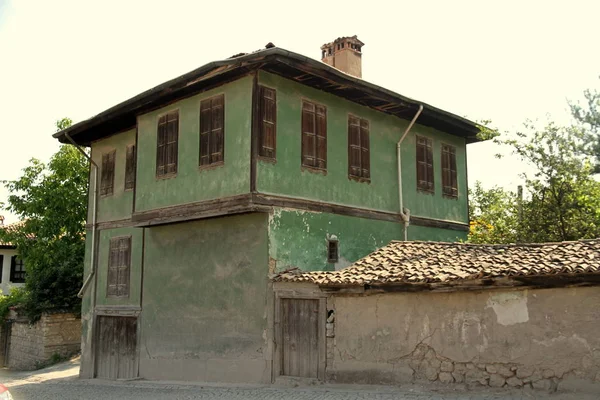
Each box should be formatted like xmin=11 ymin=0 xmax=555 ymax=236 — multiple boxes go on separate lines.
xmin=273 ymin=239 xmax=600 ymax=286
xmin=0 ymin=221 xmax=29 ymax=247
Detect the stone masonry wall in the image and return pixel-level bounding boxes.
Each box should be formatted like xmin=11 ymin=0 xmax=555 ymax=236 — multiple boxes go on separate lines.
xmin=7 ymin=312 xmax=81 ymax=370
xmin=327 ymin=287 xmax=600 ymax=394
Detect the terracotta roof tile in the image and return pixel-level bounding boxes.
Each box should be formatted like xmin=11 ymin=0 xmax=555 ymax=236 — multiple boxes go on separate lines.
xmin=273 ymin=239 xmax=600 ymax=286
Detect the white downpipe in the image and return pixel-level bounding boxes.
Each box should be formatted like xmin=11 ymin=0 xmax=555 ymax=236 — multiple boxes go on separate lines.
xmin=397 ymin=105 xmax=424 ymax=241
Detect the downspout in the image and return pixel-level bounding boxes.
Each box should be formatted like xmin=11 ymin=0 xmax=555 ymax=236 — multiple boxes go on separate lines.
xmin=397 ymin=105 xmax=424 ymax=241
xmin=64 ymin=134 xmax=98 ymax=298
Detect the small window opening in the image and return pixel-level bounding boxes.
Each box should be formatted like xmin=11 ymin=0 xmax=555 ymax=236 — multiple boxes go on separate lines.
xmin=322 ymin=50 xmax=326 ymax=58
xmin=328 ymin=48 xmax=332 ymax=56
xmin=327 ymin=239 xmax=339 ymax=263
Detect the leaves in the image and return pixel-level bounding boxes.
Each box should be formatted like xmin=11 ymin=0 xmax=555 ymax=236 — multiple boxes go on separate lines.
xmin=0 ymin=118 xmax=87 ymax=322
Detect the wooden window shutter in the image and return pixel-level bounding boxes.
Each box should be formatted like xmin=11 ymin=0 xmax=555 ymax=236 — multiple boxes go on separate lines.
xmin=100 ymin=151 xmax=115 ymax=196
xmin=107 ymin=236 xmax=131 ymax=298
xmin=416 ymin=137 xmax=434 ymax=192
xmin=156 ymin=115 xmax=167 ymax=176
xmin=258 ymin=86 xmax=276 ymax=159
xmin=301 ymin=101 xmax=327 ymax=170
xmin=125 ymin=145 xmax=136 ymax=191
xmin=0 ymin=254 xmax=3 ymax=283
xmin=442 ymin=144 xmax=458 ymax=197
xmin=157 ymin=111 xmax=178 ymax=177
xmin=9 ymin=256 xmax=15 ymax=283
xmin=348 ymin=116 xmax=370 ymax=181
xmin=200 ymin=95 xmax=225 ymax=166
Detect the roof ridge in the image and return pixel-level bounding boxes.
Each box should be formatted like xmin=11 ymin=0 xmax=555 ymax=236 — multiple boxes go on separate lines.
xmin=388 ymin=238 xmax=600 ymax=248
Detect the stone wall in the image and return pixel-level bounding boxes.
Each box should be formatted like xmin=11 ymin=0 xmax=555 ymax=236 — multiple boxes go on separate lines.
xmin=6 ymin=312 xmax=81 ymax=370
xmin=326 ymin=286 xmax=600 ymax=394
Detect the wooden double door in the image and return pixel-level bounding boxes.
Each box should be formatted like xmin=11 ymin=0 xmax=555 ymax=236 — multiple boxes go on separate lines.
xmin=95 ymin=316 xmax=138 ymax=380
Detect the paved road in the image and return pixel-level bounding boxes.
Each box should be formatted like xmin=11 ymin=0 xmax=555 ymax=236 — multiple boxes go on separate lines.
xmin=2 ymin=359 xmax=597 ymax=400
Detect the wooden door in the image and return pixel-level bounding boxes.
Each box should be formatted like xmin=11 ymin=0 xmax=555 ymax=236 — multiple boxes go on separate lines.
xmin=281 ymin=298 xmax=320 ymax=378
xmin=95 ymin=316 xmax=138 ymax=380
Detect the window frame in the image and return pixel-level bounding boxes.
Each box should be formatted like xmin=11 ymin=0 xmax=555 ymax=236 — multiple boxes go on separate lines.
xmin=416 ymin=135 xmax=434 ymax=193
xmin=124 ymin=144 xmax=136 ymax=191
xmin=156 ymin=110 xmax=180 ymax=178
xmin=10 ymin=255 xmax=25 ymax=283
xmin=327 ymin=239 xmax=339 ymax=263
xmin=258 ymin=85 xmax=277 ymax=161
xmin=100 ymin=150 xmax=116 ymax=197
xmin=441 ymin=143 xmax=458 ymax=198
xmin=347 ymin=114 xmax=371 ymax=182
xmin=301 ymin=99 xmax=327 ymax=172
xmin=107 ymin=236 xmax=132 ymax=298
xmin=199 ymin=94 xmax=225 ymax=168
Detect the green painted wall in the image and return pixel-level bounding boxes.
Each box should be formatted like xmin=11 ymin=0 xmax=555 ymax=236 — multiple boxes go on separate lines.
xmin=95 ymin=227 xmax=144 ymax=307
xmin=268 ymin=208 xmax=466 ymax=272
xmin=90 ymin=129 xmax=135 ymax=223
xmin=135 ymin=76 xmax=253 ymax=213
xmin=79 ymin=228 xmax=94 ymax=377
xmin=139 ymin=213 xmax=271 ymax=382
xmin=256 ymin=71 xmax=468 ymax=224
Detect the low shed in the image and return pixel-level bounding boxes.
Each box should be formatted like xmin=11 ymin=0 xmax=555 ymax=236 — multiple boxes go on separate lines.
xmin=272 ymin=239 xmax=600 ymax=393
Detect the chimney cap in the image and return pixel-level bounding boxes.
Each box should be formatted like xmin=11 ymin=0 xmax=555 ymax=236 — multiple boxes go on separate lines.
xmin=321 ymin=35 xmax=364 ymax=50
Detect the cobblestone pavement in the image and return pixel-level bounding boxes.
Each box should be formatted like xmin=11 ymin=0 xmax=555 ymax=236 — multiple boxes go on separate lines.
xmin=1 ymin=360 xmax=597 ymax=400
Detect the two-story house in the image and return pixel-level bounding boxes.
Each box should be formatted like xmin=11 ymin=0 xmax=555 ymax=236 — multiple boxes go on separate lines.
xmin=54 ymin=37 xmax=482 ymax=383
xmin=0 ymin=219 xmax=27 ymax=295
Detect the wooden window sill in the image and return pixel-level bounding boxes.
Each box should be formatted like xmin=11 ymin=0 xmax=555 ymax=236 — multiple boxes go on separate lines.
xmin=301 ymin=166 xmax=327 ymax=176
xmin=199 ymin=161 xmax=225 ymax=172
xmin=348 ymin=175 xmax=371 ymax=184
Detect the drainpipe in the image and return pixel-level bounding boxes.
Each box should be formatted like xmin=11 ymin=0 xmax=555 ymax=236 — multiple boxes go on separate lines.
xmin=64 ymin=134 xmax=98 ymax=298
xmin=397 ymin=105 xmax=424 ymax=241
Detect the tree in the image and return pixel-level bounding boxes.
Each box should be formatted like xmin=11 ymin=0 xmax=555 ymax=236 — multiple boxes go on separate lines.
xmin=0 ymin=118 xmax=88 ymax=321
xmin=570 ymin=78 xmax=600 ymax=171
xmin=468 ymin=120 xmax=600 ymax=244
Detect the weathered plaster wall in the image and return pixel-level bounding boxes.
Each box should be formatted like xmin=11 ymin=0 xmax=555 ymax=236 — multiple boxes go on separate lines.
xmin=139 ymin=213 xmax=272 ymax=383
xmin=329 ymin=287 xmax=600 ymax=392
xmin=90 ymin=129 xmax=136 ymax=223
xmin=256 ymin=71 xmax=467 ymax=223
xmin=268 ymin=208 xmax=402 ymax=272
xmin=79 ymin=228 xmax=93 ymax=378
xmin=94 ymin=227 xmax=143 ymax=307
xmin=135 ymin=76 xmax=252 ymax=213
xmin=268 ymin=209 xmax=465 ymax=272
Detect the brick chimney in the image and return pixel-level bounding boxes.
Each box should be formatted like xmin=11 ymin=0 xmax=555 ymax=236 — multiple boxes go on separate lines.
xmin=321 ymin=35 xmax=364 ymax=78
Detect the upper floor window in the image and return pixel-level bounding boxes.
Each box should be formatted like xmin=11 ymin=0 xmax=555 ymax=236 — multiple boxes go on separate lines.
xmin=200 ymin=95 xmax=225 ymax=167
xmin=107 ymin=236 xmax=131 ymax=298
xmin=10 ymin=256 xmax=25 ymax=283
xmin=156 ymin=111 xmax=179 ymax=177
xmin=442 ymin=144 xmax=458 ymax=198
xmin=301 ymin=101 xmax=327 ymax=170
xmin=124 ymin=145 xmax=136 ymax=191
xmin=100 ymin=150 xmax=116 ymax=196
xmin=258 ymin=86 xmax=276 ymax=160
xmin=416 ymin=136 xmax=434 ymax=193
xmin=348 ymin=115 xmax=370 ymax=181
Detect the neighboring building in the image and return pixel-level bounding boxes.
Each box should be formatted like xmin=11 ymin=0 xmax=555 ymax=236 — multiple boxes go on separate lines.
xmin=0 ymin=219 xmax=27 ymax=295
xmin=54 ymin=37 xmax=483 ymax=381
xmin=274 ymin=239 xmax=600 ymax=393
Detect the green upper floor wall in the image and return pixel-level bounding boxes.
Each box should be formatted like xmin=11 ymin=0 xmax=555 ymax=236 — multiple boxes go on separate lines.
xmin=90 ymin=129 xmax=136 ymax=223
xmin=256 ymin=71 xmax=468 ymax=223
xmin=134 ymin=75 xmax=253 ymax=213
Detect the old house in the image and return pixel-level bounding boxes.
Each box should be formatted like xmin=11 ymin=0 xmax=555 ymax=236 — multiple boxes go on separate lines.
xmin=273 ymin=239 xmax=600 ymax=393
xmin=53 ymin=37 xmax=483 ymax=382
xmin=0 ymin=219 xmax=27 ymax=295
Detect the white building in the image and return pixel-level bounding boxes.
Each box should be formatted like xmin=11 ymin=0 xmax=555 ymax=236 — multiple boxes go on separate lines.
xmin=0 ymin=219 xmax=26 ymax=295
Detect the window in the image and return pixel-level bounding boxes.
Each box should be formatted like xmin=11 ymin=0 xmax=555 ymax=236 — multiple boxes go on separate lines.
xmin=10 ymin=256 xmax=25 ymax=283
xmin=156 ymin=111 xmax=179 ymax=177
xmin=416 ymin=136 xmax=434 ymax=192
xmin=347 ymin=115 xmax=370 ymax=181
xmin=100 ymin=150 xmax=115 ymax=196
xmin=301 ymin=101 xmax=327 ymax=170
xmin=327 ymin=239 xmax=339 ymax=263
xmin=442 ymin=144 xmax=458 ymax=197
xmin=0 ymin=255 xmax=4 ymax=283
xmin=107 ymin=236 xmax=131 ymax=298
xmin=258 ymin=86 xmax=276 ymax=160
xmin=124 ymin=145 xmax=136 ymax=191
xmin=200 ymin=95 xmax=225 ymax=166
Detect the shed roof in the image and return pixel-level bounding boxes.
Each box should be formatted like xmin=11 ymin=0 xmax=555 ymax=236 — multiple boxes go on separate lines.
xmin=273 ymin=239 xmax=600 ymax=288
xmin=53 ymin=46 xmax=481 ymax=146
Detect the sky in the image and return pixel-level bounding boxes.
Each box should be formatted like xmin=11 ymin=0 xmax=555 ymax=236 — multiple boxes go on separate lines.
xmin=0 ymin=0 xmax=598 ymax=223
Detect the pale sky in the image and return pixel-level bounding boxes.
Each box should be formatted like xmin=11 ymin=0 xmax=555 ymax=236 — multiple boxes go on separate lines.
xmin=0 ymin=0 xmax=598 ymax=223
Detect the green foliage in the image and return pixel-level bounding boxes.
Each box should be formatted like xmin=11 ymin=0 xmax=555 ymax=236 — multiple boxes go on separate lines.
xmin=570 ymin=78 xmax=600 ymax=172
xmin=475 ymin=119 xmax=501 ymax=141
xmin=0 ymin=287 xmax=29 ymax=323
xmin=0 ymin=119 xmax=88 ymax=322
xmin=469 ymin=119 xmax=600 ymax=244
